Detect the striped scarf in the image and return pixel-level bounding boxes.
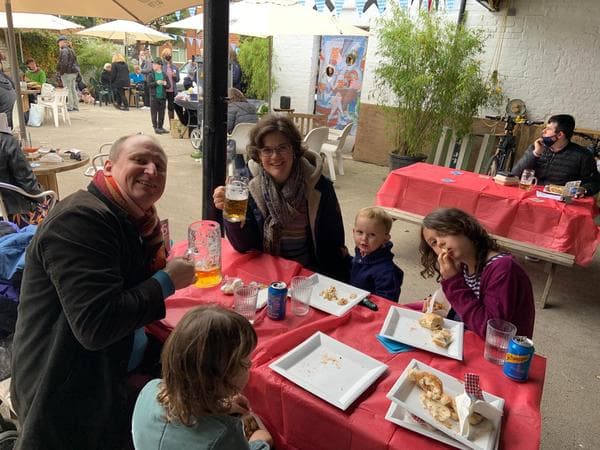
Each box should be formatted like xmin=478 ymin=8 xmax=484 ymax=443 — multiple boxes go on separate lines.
xmin=92 ymin=171 xmax=166 ymax=272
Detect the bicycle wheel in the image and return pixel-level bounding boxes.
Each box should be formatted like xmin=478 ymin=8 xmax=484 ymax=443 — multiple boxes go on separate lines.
xmin=190 ymin=128 xmax=202 ymax=150
xmin=486 ymin=157 xmax=499 ymax=176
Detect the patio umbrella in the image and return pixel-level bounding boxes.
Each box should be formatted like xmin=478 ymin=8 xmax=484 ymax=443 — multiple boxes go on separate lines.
xmin=164 ymin=0 xmax=369 ymax=109
xmin=76 ymin=19 xmax=172 ymax=45
xmin=0 ymin=13 xmax=83 ymax=62
xmin=0 ymin=12 xmax=83 ymax=30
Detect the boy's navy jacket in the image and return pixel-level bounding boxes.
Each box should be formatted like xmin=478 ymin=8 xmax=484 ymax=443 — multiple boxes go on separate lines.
xmin=350 ymin=241 xmax=403 ymax=301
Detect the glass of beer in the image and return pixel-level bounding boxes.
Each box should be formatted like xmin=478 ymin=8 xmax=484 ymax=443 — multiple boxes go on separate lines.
xmin=223 ymin=176 xmax=249 ymax=223
xmin=186 ymin=220 xmax=222 ymax=288
xmin=519 ymin=169 xmax=537 ymax=191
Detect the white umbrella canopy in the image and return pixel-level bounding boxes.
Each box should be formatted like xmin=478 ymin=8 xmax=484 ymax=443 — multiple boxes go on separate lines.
xmin=164 ymin=0 xmax=369 ymax=37
xmin=76 ymin=19 xmax=172 ymax=43
xmin=0 ymin=12 xmax=83 ymax=30
xmin=0 ymin=1 xmax=199 ymax=23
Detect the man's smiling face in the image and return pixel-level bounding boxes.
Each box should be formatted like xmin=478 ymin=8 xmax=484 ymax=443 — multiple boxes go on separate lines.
xmin=104 ymin=135 xmax=167 ymax=211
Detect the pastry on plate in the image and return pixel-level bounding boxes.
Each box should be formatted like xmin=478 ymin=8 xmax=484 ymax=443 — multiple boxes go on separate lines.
xmin=419 ymin=312 xmax=443 ymax=330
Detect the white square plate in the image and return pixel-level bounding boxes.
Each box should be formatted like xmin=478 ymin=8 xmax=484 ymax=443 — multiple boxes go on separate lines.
xmin=385 ymin=401 xmax=470 ymax=450
xmin=269 ymin=331 xmax=387 ymax=410
xmin=387 ymin=359 xmax=504 ymax=450
xmin=379 ymin=307 xmax=464 ymax=360
xmin=306 ymin=273 xmax=369 ymax=316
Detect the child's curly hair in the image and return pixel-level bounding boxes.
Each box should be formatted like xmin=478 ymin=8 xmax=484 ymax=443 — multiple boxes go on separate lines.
xmin=419 ymin=208 xmax=498 ymax=280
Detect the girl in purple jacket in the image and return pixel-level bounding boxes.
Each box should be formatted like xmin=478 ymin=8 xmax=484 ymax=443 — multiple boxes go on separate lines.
xmin=419 ymin=208 xmax=535 ymax=339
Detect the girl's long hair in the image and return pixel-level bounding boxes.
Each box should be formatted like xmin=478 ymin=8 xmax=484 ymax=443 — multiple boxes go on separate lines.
xmin=419 ymin=208 xmax=499 ymax=281
xmin=157 ymin=305 xmax=257 ymax=426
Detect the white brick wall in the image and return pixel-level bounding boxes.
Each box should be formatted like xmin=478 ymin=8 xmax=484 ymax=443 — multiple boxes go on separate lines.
xmin=273 ymin=0 xmax=600 ymax=129
xmin=271 ymin=35 xmax=320 ymax=113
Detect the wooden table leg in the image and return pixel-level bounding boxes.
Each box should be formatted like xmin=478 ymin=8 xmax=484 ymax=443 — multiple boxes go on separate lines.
xmin=36 ymin=174 xmax=60 ymax=199
xmin=540 ymin=262 xmax=557 ymax=308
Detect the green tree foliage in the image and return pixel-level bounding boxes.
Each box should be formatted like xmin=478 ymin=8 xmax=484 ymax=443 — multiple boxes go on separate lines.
xmin=73 ymin=38 xmax=120 ymax=81
xmin=20 ymin=32 xmax=119 ymax=84
xmin=375 ymin=6 xmax=501 ymax=156
xmin=19 ymin=31 xmax=57 ymax=80
xmin=237 ymin=37 xmax=270 ymax=100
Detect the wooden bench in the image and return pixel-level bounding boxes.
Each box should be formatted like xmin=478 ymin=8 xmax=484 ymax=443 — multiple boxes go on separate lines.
xmin=381 ymin=207 xmax=575 ymax=308
xmin=285 ymin=112 xmax=327 ymax=137
xmin=433 ymin=127 xmax=501 ymax=173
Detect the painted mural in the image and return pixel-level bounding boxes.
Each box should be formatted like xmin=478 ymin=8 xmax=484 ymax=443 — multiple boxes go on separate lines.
xmin=316 ymin=36 xmax=368 ymax=133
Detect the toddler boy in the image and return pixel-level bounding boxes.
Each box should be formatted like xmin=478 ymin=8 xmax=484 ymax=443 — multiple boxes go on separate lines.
xmin=350 ymin=207 xmax=404 ymax=301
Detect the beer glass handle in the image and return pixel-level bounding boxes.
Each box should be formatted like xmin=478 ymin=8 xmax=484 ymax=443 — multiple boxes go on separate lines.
xmin=531 ymin=177 xmax=537 ymax=186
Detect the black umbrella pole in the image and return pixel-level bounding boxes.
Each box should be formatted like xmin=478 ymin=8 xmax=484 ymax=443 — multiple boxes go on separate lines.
xmin=202 ymin=0 xmax=229 ymax=224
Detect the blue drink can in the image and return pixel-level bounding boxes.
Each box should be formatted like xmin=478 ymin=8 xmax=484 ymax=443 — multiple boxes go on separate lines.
xmin=503 ymin=336 xmax=534 ymax=382
xmin=267 ymin=282 xmax=287 ymax=320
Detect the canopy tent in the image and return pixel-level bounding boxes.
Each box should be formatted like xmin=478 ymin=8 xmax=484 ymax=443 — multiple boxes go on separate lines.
xmin=164 ymin=0 xmax=369 ymax=109
xmin=76 ymin=19 xmax=172 ymax=44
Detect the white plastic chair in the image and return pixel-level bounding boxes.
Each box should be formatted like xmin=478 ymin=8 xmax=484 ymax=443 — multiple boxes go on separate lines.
xmin=228 ymin=123 xmax=255 ymax=159
xmin=84 ymin=141 xmax=113 ymax=177
xmin=0 ymin=182 xmax=57 ymax=220
xmin=320 ymin=122 xmax=353 ymax=182
xmin=37 ymin=87 xmax=71 ymax=128
xmin=303 ymin=126 xmax=330 ymax=155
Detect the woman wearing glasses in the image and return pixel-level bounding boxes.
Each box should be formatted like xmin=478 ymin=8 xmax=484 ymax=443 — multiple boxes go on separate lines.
xmin=213 ymin=115 xmax=349 ymax=281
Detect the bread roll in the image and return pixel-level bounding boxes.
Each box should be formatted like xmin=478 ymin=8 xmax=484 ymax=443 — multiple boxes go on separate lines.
xmin=431 ymin=329 xmax=453 ymax=348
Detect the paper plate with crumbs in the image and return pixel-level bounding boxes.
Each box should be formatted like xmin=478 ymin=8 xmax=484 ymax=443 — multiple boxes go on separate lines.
xmin=306 ymin=273 xmax=369 ymax=316
xmin=269 ymin=331 xmax=387 ymax=410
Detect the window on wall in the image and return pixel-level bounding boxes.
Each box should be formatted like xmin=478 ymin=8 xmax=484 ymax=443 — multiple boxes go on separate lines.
xmin=172 ymin=47 xmax=186 ymax=65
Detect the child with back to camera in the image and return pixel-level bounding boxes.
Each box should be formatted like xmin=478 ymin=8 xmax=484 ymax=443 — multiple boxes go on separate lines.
xmin=132 ymin=305 xmax=272 ymax=450
xmin=350 ymin=207 xmax=404 ymax=301
xmin=419 ymin=207 xmax=535 ymax=339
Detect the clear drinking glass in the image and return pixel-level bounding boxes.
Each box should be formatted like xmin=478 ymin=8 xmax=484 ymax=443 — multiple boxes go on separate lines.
xmin=234 ymin=285 xmax=259 ymax=324
xmin=186 ymin=220 xmax=222 ymax=288
xmin=484 ymin=319 xmax=517 ymax=365
xmin=290 ymin=276 xmax=313 ymax=316
xmin=519 ymin=169 xmax=538 ymax=191
xmin=223 ymin=176 xmax=249 ymax=223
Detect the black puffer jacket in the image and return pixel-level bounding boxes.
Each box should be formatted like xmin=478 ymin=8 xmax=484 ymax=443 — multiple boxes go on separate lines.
xmin=511 ymin=141 xmax=600 ymax=196
xmin=110 ymin=61 xmax=130 ymax=89
xmin=0 ymin=132 xmax=42 ymax=214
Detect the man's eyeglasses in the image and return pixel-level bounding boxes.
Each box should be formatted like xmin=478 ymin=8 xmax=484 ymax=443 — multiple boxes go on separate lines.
xmin=258 ymin=143 xmax=292 ymax=157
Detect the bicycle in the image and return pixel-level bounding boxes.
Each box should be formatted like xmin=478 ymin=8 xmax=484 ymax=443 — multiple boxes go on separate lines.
xmin=573 ymin=131 xmax=600 ymax=159
xmin=484 ymin=114 xmax=543 ymax=176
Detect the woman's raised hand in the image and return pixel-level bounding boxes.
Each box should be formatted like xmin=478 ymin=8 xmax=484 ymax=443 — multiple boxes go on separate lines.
xmin=213 ymin=186 xmax=226 ymax=210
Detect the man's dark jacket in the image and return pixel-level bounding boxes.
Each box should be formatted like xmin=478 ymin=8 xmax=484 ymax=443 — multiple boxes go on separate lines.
xmin=511 ymin=141 xmax=600 ymax=195
xmin=10 ymin=184 xmax=166 ymax=449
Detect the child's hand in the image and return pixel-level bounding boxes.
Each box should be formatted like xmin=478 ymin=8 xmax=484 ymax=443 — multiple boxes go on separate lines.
xmin=250 ymin=429 xmax=273 ymax=446
xmin=438 ymin=250 xmax=458 ymax=280
xmin=228 ymin=393 xmax=250 ymax=415
xmin=421 ymin=296 xmax=431 ymax=312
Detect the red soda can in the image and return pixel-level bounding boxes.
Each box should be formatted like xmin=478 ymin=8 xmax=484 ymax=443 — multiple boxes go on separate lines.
xmin=503 ymin=336 xmax=534 ymax=382
xmin=267 ymin=281 xmax=287 ymax=320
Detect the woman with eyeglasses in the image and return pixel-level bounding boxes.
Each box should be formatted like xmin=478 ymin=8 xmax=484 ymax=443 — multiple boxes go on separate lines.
xmin=213 ymin=115 xmax=349 ymax=282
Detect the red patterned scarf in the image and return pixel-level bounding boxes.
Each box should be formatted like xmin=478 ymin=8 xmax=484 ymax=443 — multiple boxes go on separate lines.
xmin=92 ymin=171 xmax=166 ymax=272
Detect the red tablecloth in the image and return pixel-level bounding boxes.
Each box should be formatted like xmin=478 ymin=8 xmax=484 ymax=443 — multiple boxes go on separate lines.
xmin=376 ymin=163 xmax=600 ymax=266
xmin=146 ymin=240 xmax=546 ymax=450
